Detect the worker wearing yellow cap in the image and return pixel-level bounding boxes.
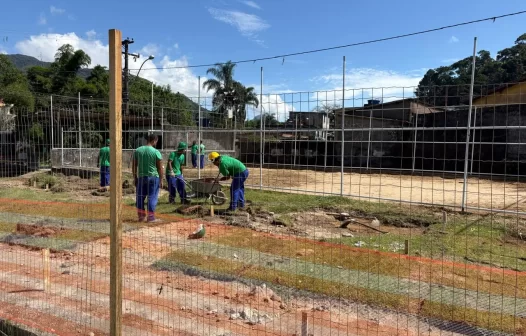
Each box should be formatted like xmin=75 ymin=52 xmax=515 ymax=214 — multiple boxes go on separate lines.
xmin=208 ymin=152 xmax=249 ymax=211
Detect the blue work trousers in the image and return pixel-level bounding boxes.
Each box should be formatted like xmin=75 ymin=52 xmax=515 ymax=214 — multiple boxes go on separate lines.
xmin=166 ymin=174 xmax=187 ymax=203
xmin=136 ymin=176 xmax=160 ymax=221
xmin=191 ymin=154 xmax=198 ymax=168
xmin=229 ymin=169 xmax=249 ymax=211
xmin=200 ymin=154 xmax=205 ymax=169
xmin=100 ymin=166 xmax=110 ymax=187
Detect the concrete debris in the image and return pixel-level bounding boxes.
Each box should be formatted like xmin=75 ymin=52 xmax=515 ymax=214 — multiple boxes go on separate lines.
xmin=370 ymin=218 xmax=381 ymax=227
xmin=354 ymin=241 xmax=366 ymax=247
xmin=227 ymin=308 xmax=272 ymax=325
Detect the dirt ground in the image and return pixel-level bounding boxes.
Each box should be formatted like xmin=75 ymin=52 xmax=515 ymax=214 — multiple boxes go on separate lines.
xmin=0 ymin=221 xmax=486 ymax=336
xmin=184 ymin=166 xmax=526 ymax=212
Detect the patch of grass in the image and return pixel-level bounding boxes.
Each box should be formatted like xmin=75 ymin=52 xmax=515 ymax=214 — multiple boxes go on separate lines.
xmin=213 ymin=228 xmax=526 ymax=299
xmin=0 ymin=222 xmax=16 ymax=233
xmin=27 ymin=173 xmax=59 ymax=189
xmin=54 ymin=229 xmax=107 ymax=242
xmin=157 ymin=250 xmax=523 ymax=334
xmin=244 ymin=189 xmax=439 ymax=227
xmin=0 ymin=187 xmax=71 ymax=202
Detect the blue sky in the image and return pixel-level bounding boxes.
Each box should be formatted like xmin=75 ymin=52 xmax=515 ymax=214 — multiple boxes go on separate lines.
xmin=1 ymin=0 xmax=525 ymax=119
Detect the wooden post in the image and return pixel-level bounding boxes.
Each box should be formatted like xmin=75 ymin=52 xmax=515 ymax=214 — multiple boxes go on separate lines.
xmin=301 ymin=311 xmax=308 ymax=336
xmin=442 ymin=211 xmax=448 ymax=231
xmin=210 ymin=205 xmax=215 ymax=217
xmin=42 ymin=249 xmax=50 ymax=292
xmin=404 ymin=240 xmax=409 ymax=255
xmin=108 ymin=29 xmax=123 ymax=336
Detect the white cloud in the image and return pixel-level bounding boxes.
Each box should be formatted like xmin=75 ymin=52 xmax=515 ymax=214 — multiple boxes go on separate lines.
xmin=140 ymin=43 xmax=159 ymax=58
xmin=173 ymin=43 xmax=179 ymax=49
xmin=50 ymin=6 xmax=65 ymax=15
xmin=240 ymin=1 xmax=261 ymax=9
xmin=14 ymin=33 xmax=206 ymax=99
xmin=310 ymin=68 xmax=424 ymax=105
xmin=38 ymin=13 xmax=47 ymax=25
xmin=0 ymin=49 xmax=7 ymax=55
xmin=449 ymin=36 xmax=459 ymax=43
xmin=85 ymin=30 xmax=97 ymax=40
xmin=208 ymin=8 xmax=269 ymax=45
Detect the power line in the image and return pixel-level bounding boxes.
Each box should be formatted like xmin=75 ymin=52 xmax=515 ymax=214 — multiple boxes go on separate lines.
xmin=131 ymin=10 xmax=526 ymax=71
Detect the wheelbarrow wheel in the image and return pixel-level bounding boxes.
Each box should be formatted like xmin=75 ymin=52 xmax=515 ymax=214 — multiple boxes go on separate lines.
xmin=211 ymin=191 xmax=226 ymax=205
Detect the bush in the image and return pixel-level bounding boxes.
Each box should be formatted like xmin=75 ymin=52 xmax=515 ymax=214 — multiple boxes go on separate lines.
xmin=27 ymin=173 xmax=59 ymax=189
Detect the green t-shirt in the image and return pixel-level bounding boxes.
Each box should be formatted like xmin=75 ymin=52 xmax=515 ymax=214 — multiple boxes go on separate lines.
xmin=191 ymin=144 xmax=198 ymax=154
xmin=134 ymin=145 xmax=162 ymax=177
xmin=166 ymin=152 xmax=185 ymax=176
xmin=219 ymin=156 xmax=246 ymax=177
xmin=200 ymin=144 xmax=205 ymax=154
xmin=99 ymin=146 xmax=110 ymax=167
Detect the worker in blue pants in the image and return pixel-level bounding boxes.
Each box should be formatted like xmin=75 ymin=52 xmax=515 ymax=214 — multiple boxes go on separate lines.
xmin=167 ymin=142 xmax=190 ymax=204
xmin=199 ymin=141 xmax=205 ymax=169
xmin=209 ymin=152 xmax=249 ymax=211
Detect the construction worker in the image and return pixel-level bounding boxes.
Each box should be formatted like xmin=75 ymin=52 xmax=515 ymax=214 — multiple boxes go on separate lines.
xmin=132 ymin=134 xmax=163 ymax=222
xmin=209 ymin=152 xmax=249 ymax=211
xmin=166 ymin=142 xmax=189 ymax=204
xmin=97 ymin=139 xmax=110 ymax=190
xmin=199 ymin=140 xmax=206 ymax=169
xmin=191 ymin=140 xmax=198 ymax=168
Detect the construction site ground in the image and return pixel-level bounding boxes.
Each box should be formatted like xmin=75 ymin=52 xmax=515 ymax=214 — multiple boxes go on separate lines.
xmin=0 ymin=169 xmax=524 ymax=335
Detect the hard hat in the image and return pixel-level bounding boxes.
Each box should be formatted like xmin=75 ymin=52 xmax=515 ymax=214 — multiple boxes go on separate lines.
xmin=208 ymin=151 xmax=220 ymax=161
xmin=106 ymin=139 xmax=110 ymax=145
xmin=177 ymin=142 xmax=187 ymax=150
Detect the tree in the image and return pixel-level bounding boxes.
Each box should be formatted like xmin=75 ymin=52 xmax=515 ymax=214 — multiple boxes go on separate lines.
xmin=203 ymin=61 xmax=259 ymax=126
xmin=233 ymin=83 xmax=259 ymax=125
xmin=416 ymin=33 xmax=526 ymax=106
xmin=51 ymin=44 xmax=91 ymax=94
xmin=0 ymin=55 xmax=34 ymax=110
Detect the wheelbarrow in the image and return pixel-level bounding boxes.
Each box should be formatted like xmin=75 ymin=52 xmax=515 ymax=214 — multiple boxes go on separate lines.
xmin=184 ymin=177 xmax=227 ymax=205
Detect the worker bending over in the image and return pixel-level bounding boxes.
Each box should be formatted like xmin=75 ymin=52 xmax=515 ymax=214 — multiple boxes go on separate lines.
xmin=133 ymin=134 xmax=163 ymax=222
xmin=208 ymin=152 xmax=249 ymax=211
xmin=167 ymin=142 xmax=189 ymax=204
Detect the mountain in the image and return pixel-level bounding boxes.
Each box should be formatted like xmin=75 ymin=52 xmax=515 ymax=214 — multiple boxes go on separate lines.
xmin=6 ymin=54 xmax=92 ymax=78
xmin=5 ymin=53 xmax=206 ymax=113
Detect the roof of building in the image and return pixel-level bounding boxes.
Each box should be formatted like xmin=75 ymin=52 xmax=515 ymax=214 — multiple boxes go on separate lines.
xmin=334 ymin=98 xmax=443 ymax=115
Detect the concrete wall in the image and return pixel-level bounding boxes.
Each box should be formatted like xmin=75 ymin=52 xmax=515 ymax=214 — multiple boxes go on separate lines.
xmin=51 ymin=128 xmax=236 ymax=169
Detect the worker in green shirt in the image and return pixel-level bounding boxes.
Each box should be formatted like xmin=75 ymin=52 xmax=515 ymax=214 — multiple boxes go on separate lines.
xmin=191 ymin=141 xmax=198 ymax=168
xmin=199 ymin=141 xmax=205 ymax=169
xmin=97 ymin=139 xmax=110 ymax=189
xmin=132 ymin=134 xmax=163 ymax=222
xmin=208 ymin=152 xmax=249 ymax=211
xmin=166 ymin=142 xmax=189 ymax=204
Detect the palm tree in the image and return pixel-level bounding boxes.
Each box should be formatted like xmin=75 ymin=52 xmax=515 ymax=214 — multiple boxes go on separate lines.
xmin=203 ymin=61 xmax=259 ymax=126
xmin=233 ymin=83 xmax=259 ymax=125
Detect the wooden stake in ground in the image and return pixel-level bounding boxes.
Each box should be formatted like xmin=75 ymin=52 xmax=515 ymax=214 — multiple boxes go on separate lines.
xmin=210 ymin=205 xmax=215 ymax=217
xmin=404 ymin=240 xmax=409 ymax=255
xmin=301 ymin=311 xmax=308 ymax=336
xmin=108 ymin=28 xmax=123 ymax=336
xmin=42 ymin=248 xmax=50 ymax=292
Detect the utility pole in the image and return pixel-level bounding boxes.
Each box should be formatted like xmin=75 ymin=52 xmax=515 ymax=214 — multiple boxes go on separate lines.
xmin=121 ymin=37 xmax=139 ymax=115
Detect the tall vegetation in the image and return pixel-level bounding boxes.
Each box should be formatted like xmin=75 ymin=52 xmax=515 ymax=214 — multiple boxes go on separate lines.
xmin=416 ymin=33 xmax=526 ymax=106
xmin=203 ymin=61 xmax=259 ymax=127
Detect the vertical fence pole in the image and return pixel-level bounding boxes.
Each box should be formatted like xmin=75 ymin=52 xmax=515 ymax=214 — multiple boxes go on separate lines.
xmin=366 ymin=90 xmax=373 ymax=170
xmin=470 ymin=107 xmax=477 ymax=174
xmin=461 ymin=37 xmax=477 ymax=212
xmin=151 ymin=82 xmax=154 ymax=132
xmin=294 ymin=115 xmax=298 ymax=167
xmin=50 ymin=95 xmax=54 ymax=150
xmin=259 ymin=67 xmax=263 ymax=190
xmin=161 ymin=108 xmax=164 ymax=150
xmin=198 ymin=76 xmax=201 ymax=179
xmin=412 ymin=114 xmax=418 ymax=172
xmin=78 ymin=92 xmax=82 ymax=167
xmin=61 ymin=127 xmax=64 ymax=167
xmin=301 ymin=311 xmax=308 ymax=336
xmin=108 ymin=29 xmax=123 ymax=336
xmin=340 ymin=56 xmax=346 ymax=196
